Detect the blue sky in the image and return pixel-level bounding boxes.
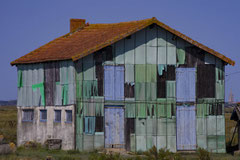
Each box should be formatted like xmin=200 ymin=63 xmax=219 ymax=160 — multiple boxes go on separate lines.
xmin=0 ymin=0 xmax=239 ymax=101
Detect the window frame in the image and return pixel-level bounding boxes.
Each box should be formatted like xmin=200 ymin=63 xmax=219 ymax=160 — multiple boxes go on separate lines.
xmin=22 ymin=109 xmax=34 ymax=122
xmin=54 ymin=110 xmax=61 ymax=123
xmin=40 ymin=109 xmax=47 ymax=122
xmin=65 ymin=110 xmax=72 ymax=123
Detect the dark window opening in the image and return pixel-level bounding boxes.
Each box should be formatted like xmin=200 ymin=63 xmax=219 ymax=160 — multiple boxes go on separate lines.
xmin=40 ymin=110 xmax=47 ymax=122
xmin=65 ymin=110 xmax=72 ymax=122
xmin=126 ymin=118 xmax=135 ymax=134
xmin=166 ymin=65 xmax=176 ymax=80
xmin=182 ymin=46 xmax=204 ymax=67
xmin=44 ymin=62 xmax=60 ymax=106
xmin=209 ymin=103 xmax=223 ymax=115
xmin=126 ymin=35 xmax=131 ymax=39
xmin=105 ymin=46 xmax=113 ymax=61
xmin=157 ymin=66 xmax=167 ymax=98
xmin=84 ymin=117 xmax=95 ymax=134
xmin=95 ymin=116 xmax=103 ymax=132
xmin=54 ymin=110 xmax=61 ymax=122
xmin=22 ymin=109 xmax=34 ymax=122
xmin=197 ymin=64 xmax=215 ymax=98
xmin=124 ymin=83 xmax=135 ymax=98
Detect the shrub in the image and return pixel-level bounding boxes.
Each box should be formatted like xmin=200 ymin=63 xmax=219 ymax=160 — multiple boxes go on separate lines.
xmin=197 ymin=148 xmax=211 ymax=160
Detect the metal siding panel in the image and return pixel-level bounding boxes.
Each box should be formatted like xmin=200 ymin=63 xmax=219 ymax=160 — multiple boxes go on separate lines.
xmin=135 ymin=29 xmax=146 ymax=64
xmin=167 ymin=32 xmax=176 ymax=65
xmin=115 ymin=66 xmax=124 ymax=100
xmin=146 ymin=64 xmax=156 ymax=82
xmin=135 ymin=83 xmax=145 ymax=101
xmin=157 ymin=27 xmax=167 ymax=64
xmin=135 ymin=64 xmax=146 ymax=82
xmin=166 ymin=81 xmax=175 ymax=98
xmin=146 ymin=26 xmax=157 ymax=64
xmin=176 ymin=68 xmax=196 ymax=102
xmin=125 ymin=64 xmax=134 ymax=82
xmin=188 ymin=68 xmax=196 ymax=101
xmin=177 ymin=105 xmax=196 ymax=150
xmin=205 ymin=53 xmax=215 ymax=64
xmin=176 ymin=38 xmax=186 ymax=66
xmin=115 ymin=39 xmax=125 ymax=64
xmin=104 ymin=106 xmax=125 ymax=148
xmin=83 ymin=54 xmax=95 ymax=80
xmin=104 ymin=66 xmax=114 ymax=100
xmin=125 ymin=34 xmax=135 ymax=64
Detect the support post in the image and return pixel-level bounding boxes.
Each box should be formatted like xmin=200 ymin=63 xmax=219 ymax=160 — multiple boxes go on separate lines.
xmin=238 ymin=121 xmax=240 ymax=150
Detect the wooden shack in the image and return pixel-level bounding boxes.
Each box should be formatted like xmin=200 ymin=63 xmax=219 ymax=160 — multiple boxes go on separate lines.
xmin=11 ymin=17 xmax=235 ymax=152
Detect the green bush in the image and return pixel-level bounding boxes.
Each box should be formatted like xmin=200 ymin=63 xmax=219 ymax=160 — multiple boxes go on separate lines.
xmin=144 ymin=146 xmax=183 ymax=160
xmin=197 ymin=148 xmax=211 ymax=160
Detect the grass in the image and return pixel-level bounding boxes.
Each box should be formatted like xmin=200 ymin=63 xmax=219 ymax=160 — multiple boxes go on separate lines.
xmin=0 ymin=106 xmax=17 ymax=144
xmin=0 ymin=106 xmax=240 ymax=159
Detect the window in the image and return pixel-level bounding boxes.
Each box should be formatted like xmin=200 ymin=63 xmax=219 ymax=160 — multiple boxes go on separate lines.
xmin=40 ymin=110 xmax=47 ymax=122
xmin=65 ymin=110 xmax=72 ymax=123
xmin=54 ymin=110 xmax=61 ymax=122
xmin=84 ymin=117 xmax=95 ymax=134
xmin=95 ymin=116 xmax=103 ymax=132
xmin=197 ymin=64 xmax=215 ymax=98
xmin=22 ymin=109 xmax=34 ymax=122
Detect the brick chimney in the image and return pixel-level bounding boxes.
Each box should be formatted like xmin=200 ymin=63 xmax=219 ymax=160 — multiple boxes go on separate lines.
xmin=70 ymin=19 xmax=86 ymax=32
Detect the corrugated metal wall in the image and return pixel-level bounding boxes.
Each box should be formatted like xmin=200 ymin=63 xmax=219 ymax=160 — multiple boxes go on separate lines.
xmin=16 ymin=24 xmax=226 ymax=153
xmin=75 ymin=24 xmax=226 ymax=153
xmin=17 ymin=60 xmax=76 ymax=107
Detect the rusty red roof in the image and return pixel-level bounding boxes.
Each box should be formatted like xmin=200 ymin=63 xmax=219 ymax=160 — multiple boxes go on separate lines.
xmin=11 ymin=17 xmax=235 ymax=66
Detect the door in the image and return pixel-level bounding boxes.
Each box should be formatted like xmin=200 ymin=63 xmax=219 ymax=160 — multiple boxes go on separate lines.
xmin=176 ymin=68 xmax=196 ymax=102
xmin=176 ymin=105 xmax=196 ymax=150
xmin=104 ymin=106 xmax=125 ymax=148
xmin=104 ymin=65 xmax=124 ymax=101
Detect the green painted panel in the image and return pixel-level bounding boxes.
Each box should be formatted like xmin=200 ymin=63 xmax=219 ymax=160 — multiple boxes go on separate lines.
xmin=146 ymin=64 xmax=157 ymax=82
xmin=167 ymin=136 xmax=176 ymax=152
xmin=176 ymin=38 xmax=185 ymax=66
xmin=83 ymin=101 xmax=95 ymax=116
xmin=83 ymin=80 xmax=98 ymax=99
xmin=217 ymin=116 xmax=225 ymax=135
xmin=146 ymin=103 xmax=156 ymax=117
xmin=146 ymin=118 xmax=157 ymax=135
xmin=136 ymin=103 xmax=146 ymax=118
xmin=157 ymin=118 xmax=167 ymax=136
xmin=136 ymin=118 xmax=146 ymax=135
xmin=157 ymin=136 xmax=167 ymax=149
xmin=130 ymin=134 xmax=136 ymax=152
xmin=135 ymin=65 xmax=146 ymax=82
xmin=125 ymin=34 xmax=135 ymax=64
xmin=157 ymin=99 xmax=167 ymax=118
xmin=125 ymin=103 xmax=136 ymax=118
xmin=83 ymin=135 xmax=94 ymax=150
xmin=147 ymin=136 xmax=157 ymax=150
xmin=83 ymin=54 xmax=95 ymax=80
xmin=166 ymin=81 xmax=175 ymax=98
xmin=76 ymin=134 xmax=83 ymax=150
xmin=136 ymin=135 xmax=146 ymax=151
xmin=135 ymin=83 xmax=145 ymax=100
xmin=95 ymin=97 xmax=104 ymax=116
xmin=197 ymin=117 xmax=206 ymax=135
xmin=94 ymin=134 xmax=104 ymax=149
xmin=207 ymin=116 xmax=217 ymax=136
xmin=146 ymin=83 xmax=157 ymax=101
xmin=207 ymin=135 xmax=217 ymax=153
xmin=217 ymin=135 xmax=226 ymax=153
xmin=167 ymin=117 xmax=176 ymax=136
xmin=216 ymin=80 xmax=224 ymax=100
xmin=197 ymin=135 xmax=207 ymax=149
